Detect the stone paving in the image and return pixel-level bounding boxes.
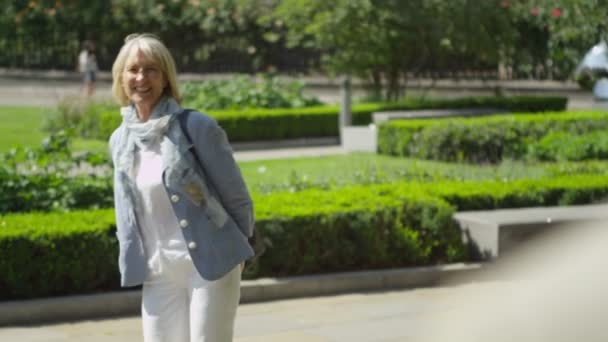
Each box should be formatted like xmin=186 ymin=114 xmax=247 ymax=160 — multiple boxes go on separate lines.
xmin=0 ymin=281 xmax=509 ymax=342
xmin=3 ymin=263 xmax=607 ymax=342
xmin=0 ymin=76 xmax=597 ymax=109
xmin=3 ymin=218 xmax=606 ymax=341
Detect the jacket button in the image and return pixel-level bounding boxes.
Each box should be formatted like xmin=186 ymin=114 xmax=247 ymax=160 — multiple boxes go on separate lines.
xmin=171 ymin=194 xmax=180 ymax=203
xmin=179 ymin=219 xmax=189 ymax=228
xmin=188 ymin=242 xmax=197 ymax=250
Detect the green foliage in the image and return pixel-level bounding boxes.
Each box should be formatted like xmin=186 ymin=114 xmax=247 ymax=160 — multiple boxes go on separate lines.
xmin=505 ymin=1 xmax=608 ymax=80
xmin=241 ymin=154 xmax=607 ymax=195
xmin=250 ymin=186 xmax=461 ymax=276
xmin=543 ymin=159 xmax=608 ymax=177
xmin=181 ymin=74 xmax=322 ymax=110
xmin=3 ymin=0 xmax=607 ymax=86
xmin=4 ymin=143 xmax=608 ymax=215
xmin=528 ymin=130 xmax=608 ymax=161
xmin=4 ymin=172 xmax=608 ymax=299
xmin=43 ymin=97 xmax=116 ymax=140
xmin=96 ymin=95 xmax=567 ymax=142
xmin=0 ymin=132 xmax=112 ymax=213
xmin=269 ymin=0 xmax=513 ymax=100
xmin=426 ymin=175 xmax=608 ymax=210
xmin=0 ymin=106 xmax=107 ymax=154
xmin=0 ymin=209 xmax=119 ymax=299
xmin=575 ymin=69 xmax=599 ymax=91
xmin=378 ymin=110 xmax=608 ymax=163
xmin=2 ymin=0 xmax=292 ymax=72
xmin=0 ymin=106 xmax=47 ymax=153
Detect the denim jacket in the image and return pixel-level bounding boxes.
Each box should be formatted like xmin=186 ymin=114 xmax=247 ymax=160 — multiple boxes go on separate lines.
xmin=109 ymin=106 xmax=254 ymax=287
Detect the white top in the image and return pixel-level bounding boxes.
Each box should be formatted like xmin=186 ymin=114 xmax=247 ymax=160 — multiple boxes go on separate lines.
xmin=133 ymin=140 xmax=190 ymax=276
xmin=78 ymin=50 xmax=98 ymax=73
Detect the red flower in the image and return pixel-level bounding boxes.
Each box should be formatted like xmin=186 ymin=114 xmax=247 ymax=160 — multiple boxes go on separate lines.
xmin=552 ymin=8 xmax=561 ymax=18
xmin=501 ymin=0 xmax=510 ymax=8
xmin=531 ymin=7 xmax=539 ymax=16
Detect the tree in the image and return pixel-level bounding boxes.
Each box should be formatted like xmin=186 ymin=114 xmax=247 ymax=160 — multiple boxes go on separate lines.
xmin=269 ymin=0 xmax=515 ymax=100
xmin=0 ymin=0 xmax=298 ymax=73
xmin=502 ymin=0 xmax=608 ymax=80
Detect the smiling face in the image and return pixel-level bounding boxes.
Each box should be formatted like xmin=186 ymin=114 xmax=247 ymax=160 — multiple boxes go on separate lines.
xmin=122 ymin=49 xmax=166 ymax=120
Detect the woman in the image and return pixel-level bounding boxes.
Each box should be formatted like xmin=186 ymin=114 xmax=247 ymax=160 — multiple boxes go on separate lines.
xmin=109 ymin=33 xmax=254 ymax=342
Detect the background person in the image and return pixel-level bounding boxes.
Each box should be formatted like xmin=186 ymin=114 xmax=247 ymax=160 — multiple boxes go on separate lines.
xmin=78 ymin=40 xmax=98 ymax=97
xmin=109 ymin=33 xmax=254 ymax=342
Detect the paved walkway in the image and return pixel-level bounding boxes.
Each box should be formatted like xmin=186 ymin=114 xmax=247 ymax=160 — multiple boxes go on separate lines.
xmin=0 ymin=281 xmax=509 ymax=342
xmin=234 ymin=145 xmax=346 ymax=161
xmin=0 ymin=76 xmax=597 ymax=109
xmin=5 ymin=222 xmax=608 ymax=341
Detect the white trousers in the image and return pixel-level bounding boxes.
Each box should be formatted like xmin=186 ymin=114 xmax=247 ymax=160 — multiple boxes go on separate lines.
xmin=141 ymin=258 xmax=241 ymax=342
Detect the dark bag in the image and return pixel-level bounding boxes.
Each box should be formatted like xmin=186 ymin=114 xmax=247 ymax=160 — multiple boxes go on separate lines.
xmin=178 ymin=109 xmax=266 ymax=264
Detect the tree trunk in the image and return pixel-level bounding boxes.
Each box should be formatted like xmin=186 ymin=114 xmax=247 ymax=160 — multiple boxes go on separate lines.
xmin=369 ymin=70 xmax=383 ymax=101
xmin=386 ymin=68 xmax=400 ymax=101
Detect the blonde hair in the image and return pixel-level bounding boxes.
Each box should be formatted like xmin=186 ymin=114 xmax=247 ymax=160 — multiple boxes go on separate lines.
xmin=111 ymin=33 xmax=181 ymax=105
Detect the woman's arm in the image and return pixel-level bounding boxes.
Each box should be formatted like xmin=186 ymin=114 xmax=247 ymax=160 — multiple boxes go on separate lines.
xmin=188 ymin=113 xmax=254 ymax=238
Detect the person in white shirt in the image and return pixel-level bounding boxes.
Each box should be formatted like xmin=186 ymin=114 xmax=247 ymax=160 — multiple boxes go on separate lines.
xmin=78 ymin=40 xmax=98 ymax=97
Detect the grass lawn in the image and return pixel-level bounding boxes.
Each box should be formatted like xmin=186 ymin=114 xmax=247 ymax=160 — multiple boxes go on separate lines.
xmin=3 ymin=105 xmax=604 ymax=195
xmin=0 ymin=106 xmax=107 ymax=154
xmin=0 ymin=106 xmax=48 ymax=153
xmin=72 ymin=138 xmax=108 ymax=155
xmin=238 ymin=153 xmax=606 ymax=194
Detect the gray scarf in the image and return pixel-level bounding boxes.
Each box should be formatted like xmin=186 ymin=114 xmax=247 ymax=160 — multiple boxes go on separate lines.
xmin=117 ymin=96 xmax=182 ymax=176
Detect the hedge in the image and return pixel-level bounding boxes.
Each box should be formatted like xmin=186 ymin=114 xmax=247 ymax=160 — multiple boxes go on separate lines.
xmin=378 ymin=110 xmax=608 ymax=163
xmin=0 ymin=210 xmax=119 ymax=300
xmin=527 ymin=130 xmax=608 ymax=162
xmin=3 ymin=173 xmax=608 ymax=300
xmin=98 ymin=96 xmax=568 ymax=142
xmin=250 ymin=186 xmax=462 ymax=277
xmin=0 ymin=185 xmax=461 ymax=299
xmin=423 ymin=175 xmax=608 ymax=210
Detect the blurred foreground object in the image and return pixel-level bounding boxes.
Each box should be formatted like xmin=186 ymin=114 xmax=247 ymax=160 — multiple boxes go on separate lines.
xmin=422 ymin=220 xmax=608 ymax=341
xmin=575 ymin=41 xmax=608 ymax=103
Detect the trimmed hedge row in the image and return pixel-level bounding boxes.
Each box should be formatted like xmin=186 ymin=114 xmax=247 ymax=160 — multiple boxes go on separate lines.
xmin=0 ymin=211 xmax=119 ymax=299
xmin=98 ymin=96 xmax=567 ymax=142
xmin=424 ymin=175 xmax=608 ymax=210
xmin=250 ymin=186 xmax=462 ymax=277
xmin=378 ymin=110 xmax=608 ymax=163
xmin=0 ymin=185 xmax=461 ymax=299
xmin=3 ymin=173 xmax=608 ymax=300
xmin=527 ymin=130 xmax=608 ymax=162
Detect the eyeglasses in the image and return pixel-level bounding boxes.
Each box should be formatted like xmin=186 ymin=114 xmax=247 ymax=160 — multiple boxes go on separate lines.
xmin=124 ymin=66 xmax=161 ymax=78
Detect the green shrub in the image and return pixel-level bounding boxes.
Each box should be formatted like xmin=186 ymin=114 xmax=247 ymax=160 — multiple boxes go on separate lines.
xmin=378 ymin=110 xmax=608 ymax=163
xmin=43 ymin=97 xmax=116 ymax=139
xmin=3 ymin=173 xmax=608 ymax=299
xmin=0 ymin=209 xmax=119 ymax=299
xmin=98 ymin=96 xmax=568 ymax=142
xmin=0 ymin=186 xmax=464 ymax=299
xmin=250 ymin=186 xmax=463 ymax=277
xmin=181 ymin=74 xmax=322 ymax=110
xmin=425 ymin=175 xmax=608 ymax=210
xmin=7 ymin=132 xmax=608 ymax=214
xmin=527 ymin=131 xmax=608 ymax=162
xmin=0 ymin=169 xmax=112 ymax=213
xmin=0 ymin=132 xmax=112 ymax=214
xmin=544 ymin=160 xmax=608 ymax=177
